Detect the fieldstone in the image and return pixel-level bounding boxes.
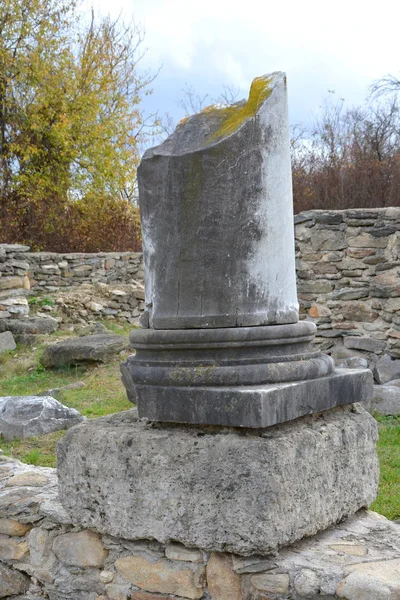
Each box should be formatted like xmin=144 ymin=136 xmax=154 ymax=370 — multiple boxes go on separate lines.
xmin=336 ymin=357 xmax=369 ymax=369
xmin=371 ymin=385 xmax=400 ymax=415
xmin=344 ymin=337 xmax=386 ymax=352
xmin=341 ymin=302 xmax=378 ymax=323
xmin=374 ymin=354 xmax=400 ymax=384
xmin=0 ymin=395 xmax=84 ymax=440
xmin=115 ymin=555 xmax=204 ymax=599
xmin=0 ymin=518 xmax=31 ymax=536
xmin=53 ymin=530 xmax=107 ymax=567
xmin=328 ymin=543 xmax=367 ymax=556
xmin=0 ymin=276 xmax=24 ymax=290
xmin=331 ymin=288 xmax=369 ymax=301
xmin=99 ymin=571 xmax=114 ymax=584
xmin=308 ymin=304 xmax=331 ymax=318
xmin=105 ymin=584 xmax=129 ymax=600
xmin=293 ymin=568 xmax=320 ymax=597
xmin=0 ymin=297 xmax=29 ymax=316
xmin=41 ymin=334 xmax=128 ymax=367
xmin=165 ymin=542 xmax=203 ymax=563
xmin=29 ymin=527 xmax=57 ymax=570
xmin=6 ymin=472 xmax=48 ymax=487
xmin=250 ymin=573 xmax=290 ymax=593
xmin=310 ymin=230 xmax=347 ymax=251
xmin=0 ymin=562 xmax=30 ymax=598
xmin=0 ymin=330 xmax=16 ymax=353
xmin=206 ymin=553 xmax=242 ymax=600
xmin=58 ymin=406 xmax=379 ymax=556
xmin=0 ymin=537 xmax=29 ymax=560
xmin=347 ymin=233 xmax=388 ymax=248
xmin=336 ymin=559 xmax=400 ymax=599
xmin=0 ymin=316 xmax=58 ymax=335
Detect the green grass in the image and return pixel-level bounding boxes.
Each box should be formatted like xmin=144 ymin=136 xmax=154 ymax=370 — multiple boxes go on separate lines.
xmin=0 ymin=324 xmax=132 ymax=467
xmin=371 ymin=415 xmax=400 ymax=520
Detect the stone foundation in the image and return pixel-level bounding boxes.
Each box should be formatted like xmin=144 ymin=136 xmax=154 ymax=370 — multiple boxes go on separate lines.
xmin=0 ymin=452 xmax=398 ymax=600
xmin=57 ymin=405 xmax=379 ymax=556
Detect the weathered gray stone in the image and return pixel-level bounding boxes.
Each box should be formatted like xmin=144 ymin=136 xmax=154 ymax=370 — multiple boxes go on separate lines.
xmin=41 ymin=334 xmax=128 ymax=367
xmin=0 ymin=316 xmax=58 ymax=335
xmin=344 ymin=337 xmax=386 ymax=352
xmin=138 ymin=73 xmax=298 ymax=329
xmin=374 ymin=354 xmax=400 ymax=384
xmin=53 ymin=530 xmax=108 ymax=567
xmin=0 ymin=395 xmax=84 ymax=440
xmin=57 ymin=405 xmax=379 ymax=556
xmin=0 ymin=330 xmax=16 ymax=353
xmin=0 ymin=562 xmax=30 ymax=598
xmin=125 ymin=367 xmax=373 ymax=428
xmin=371 ymin=385 xmax=400 ymax=415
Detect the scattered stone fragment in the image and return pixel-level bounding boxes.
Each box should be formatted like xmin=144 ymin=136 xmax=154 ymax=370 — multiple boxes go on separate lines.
xmin=0 ymin=330 xmax=16 ymax=353
xmin=336 ymin=559 xmax=400 ymax=599
xmin=336 ymin=356 xmax=369 ymax=369
xmin=41 ymin=333 xmax=128 ymax=367
xmin=371 ymin=385 xmax=400 ymax=415
xmin=0 ymin=395 xmax=84 ymax=440
xmin=374 ymin=354 xmax=400 ymax=384
xmin=0 ymin=316 xmax=58 ymax=335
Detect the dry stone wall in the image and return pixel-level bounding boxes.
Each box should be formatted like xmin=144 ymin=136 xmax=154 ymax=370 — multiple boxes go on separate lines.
xmin=24 ymin=251 xmax=144 ymax=291
xmin=295 ymin=207 xmax=400 ymax=363
xmin=0 ymin=451 xmax=399 ymax=600
xmin=2 ymin=206 xmax=400 ymax=359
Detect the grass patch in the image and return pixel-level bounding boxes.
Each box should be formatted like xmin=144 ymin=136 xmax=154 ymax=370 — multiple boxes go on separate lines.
xmin=371 ymin=415 xmax=400 ymax=520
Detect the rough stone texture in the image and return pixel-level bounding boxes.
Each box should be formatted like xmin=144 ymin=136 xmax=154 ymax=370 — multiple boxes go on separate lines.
xmin=0 ymin=330 xmax=16 ymax=353
xmin=371 ymin=384 xmax=400 ymax=415
xmin=206 ymin=553 xmax=242 ymax=600
xmin=374 ymin=354 xmax=400 ymax=383
xmin=0 ymin=562 xmax=30 ymax=598
xmin=53 ymin=531 xmax=107 ymax=567
xmin=115 ymin=555 xmax=205 ymax=599
xmin=41 ymin=333 xmax=128 ymax=367
xmin=0 ymin=395 xmax=84 ymax=440
xmin=295 ymin=207 xmax=400 ymax=363
xmin=57 ymin=405 xmax=379 ymax=556
xmin=138 ymin=72 xmax=298 ymax=329
xmin=0 ymin=455 xmax=397 ymax=600
xmin=0 ymin=316 xmax=58 ymax=335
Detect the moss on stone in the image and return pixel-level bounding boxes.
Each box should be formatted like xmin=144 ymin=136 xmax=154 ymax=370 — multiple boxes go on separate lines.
xmin=210 ymin=75 xmax=273 ymax=140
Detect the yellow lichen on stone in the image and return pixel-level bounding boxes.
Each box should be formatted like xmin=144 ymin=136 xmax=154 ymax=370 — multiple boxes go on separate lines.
xmin=212 ymin=75 xmax=273 ymax=140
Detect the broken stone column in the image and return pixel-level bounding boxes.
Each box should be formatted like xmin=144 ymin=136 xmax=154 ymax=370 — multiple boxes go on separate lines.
xmin=121 ymin=72 xmax=372 ymax=428
xmin=58 ymin=73 xmax=378 ymax=561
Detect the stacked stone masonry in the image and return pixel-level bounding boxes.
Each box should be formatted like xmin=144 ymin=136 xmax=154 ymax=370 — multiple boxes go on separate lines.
xmin=2 ymin=206 xmax=400 ymax=353
xmin=0 ymin=451 xmax=399 ymax=600
xmin=295 ymin=207 xmax=400 ymax=362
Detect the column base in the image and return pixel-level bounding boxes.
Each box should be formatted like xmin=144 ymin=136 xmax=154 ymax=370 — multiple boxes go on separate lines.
xmin=57 ymin=403 xmax=379 ymax=556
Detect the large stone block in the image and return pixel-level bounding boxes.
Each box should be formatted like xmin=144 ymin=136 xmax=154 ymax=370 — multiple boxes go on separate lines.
xmin=57 ymin=405 xmax=379 ymax=556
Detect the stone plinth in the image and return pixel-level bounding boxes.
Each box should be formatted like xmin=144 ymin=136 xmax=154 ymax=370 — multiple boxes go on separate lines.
xmin=57 ymin=405 xmax=379 ymax=556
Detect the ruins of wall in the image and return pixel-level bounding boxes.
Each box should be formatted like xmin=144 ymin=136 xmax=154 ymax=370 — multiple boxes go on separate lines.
xmin=2 ymin=206 xmax=400 ymax=358
xmin=295 ymin=207 xmax=400 ymax=362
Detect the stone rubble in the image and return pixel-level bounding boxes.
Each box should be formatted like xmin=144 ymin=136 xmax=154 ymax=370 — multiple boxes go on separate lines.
xmin=0 ymin=396 xmax=84 ymax=440
xmin=0 ymin=453 xmax=398 ymax=599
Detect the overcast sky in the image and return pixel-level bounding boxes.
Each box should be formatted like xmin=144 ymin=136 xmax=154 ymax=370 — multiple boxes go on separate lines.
xmin=88 ymin=0 xmax=400 ymax=128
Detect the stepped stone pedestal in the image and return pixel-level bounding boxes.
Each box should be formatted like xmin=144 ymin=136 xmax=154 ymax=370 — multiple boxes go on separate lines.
xmin=58 ymin=72 xmax=379 ymax=577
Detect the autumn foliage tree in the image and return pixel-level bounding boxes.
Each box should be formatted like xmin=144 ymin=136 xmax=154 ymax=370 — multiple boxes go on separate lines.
xmin=0 ymin=0 xmax=153 ymax=251
xmin=291 ymin=92 xmax=400 ymax=213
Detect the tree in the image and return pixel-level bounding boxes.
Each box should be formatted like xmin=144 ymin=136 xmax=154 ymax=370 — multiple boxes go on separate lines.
xmin=0 ymin=0 xmax=154 ymax=250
